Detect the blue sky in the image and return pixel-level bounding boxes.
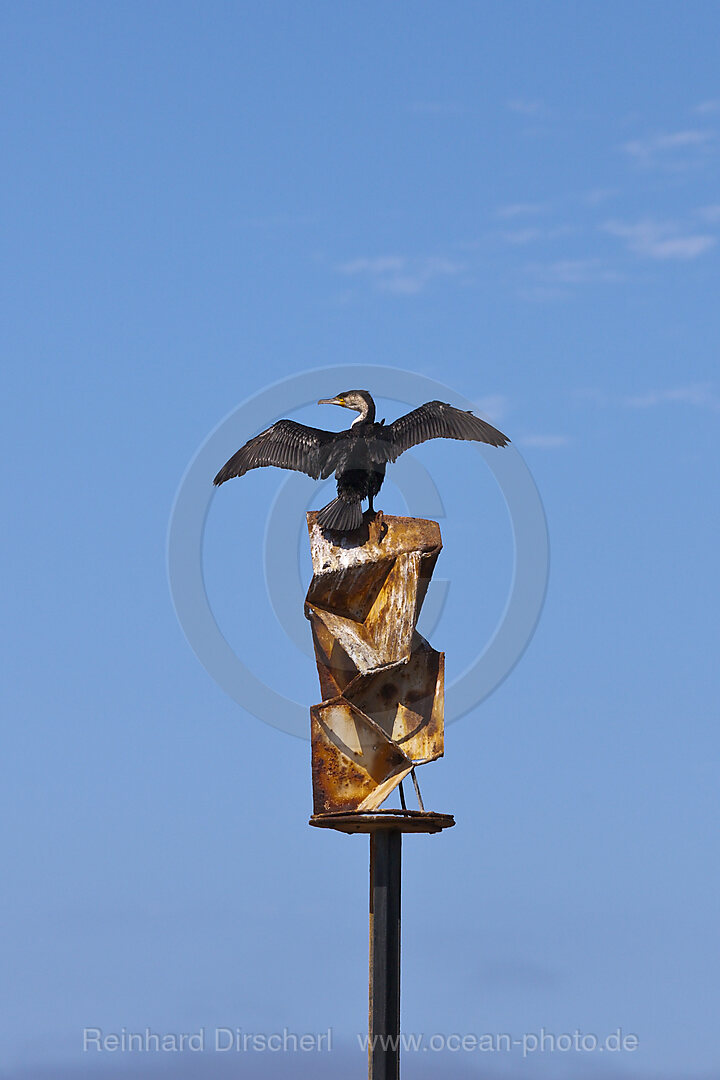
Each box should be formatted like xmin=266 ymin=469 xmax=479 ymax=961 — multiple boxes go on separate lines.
xmin=2 ymin=3 xmax=720 ymax=1077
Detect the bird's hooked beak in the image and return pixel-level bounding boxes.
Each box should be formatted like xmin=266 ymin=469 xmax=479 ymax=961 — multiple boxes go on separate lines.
xmin=318 ymin=395 xmax=347 ymax=407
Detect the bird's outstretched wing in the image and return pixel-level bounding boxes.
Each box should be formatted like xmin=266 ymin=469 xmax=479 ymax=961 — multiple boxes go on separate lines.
xmin=213 ymin=420 xmax=336 ymax=485
xmin=377 ymin=400 xmax=509 ymax=463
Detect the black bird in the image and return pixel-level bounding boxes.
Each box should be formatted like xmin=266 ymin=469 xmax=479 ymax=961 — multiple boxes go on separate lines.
xmin=213 ymin=390 xmax=509 ymax=534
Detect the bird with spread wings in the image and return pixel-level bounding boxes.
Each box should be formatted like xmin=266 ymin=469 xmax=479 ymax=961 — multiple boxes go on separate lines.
xmin=214 ymin=389 xmax=509 ymax=535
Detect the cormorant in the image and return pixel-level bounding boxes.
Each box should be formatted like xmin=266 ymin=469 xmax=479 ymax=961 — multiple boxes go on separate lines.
xmin=213 ymin=390 xmax=509 ymax=534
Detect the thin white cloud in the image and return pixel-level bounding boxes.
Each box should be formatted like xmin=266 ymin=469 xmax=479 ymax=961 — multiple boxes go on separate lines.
xmin=604 ymin=219 xmax=716 ymax=260
xmin=694 ymin=99 xmax=720 ymax=115
xmin=573 ymin=387 xmax=609 ymax=405
xmin=500 ymin=224 xmax=576 ymax=246
xmin=506 ymin=98 xmax=544 ymax=116
xmin=580 ymin=384 xmax=720 ymax=412
xmin=518 ymin=285 xmax=569 ymax=302
xmin=697 ymin=204 xmax=720 ymax=223
xmin=581 ymin=187 xmax=619 ymax=206
xmin=518 ymin=434 xmax=570 ymax=448
xmin=472 ymin=395 xmax=509 ymax=422
xmin=340 ymin=256 xmax=406 ymax=275
xmin=496 ymin=202 xmax=548 ymax=219
xmin=337 ymin=255 xmax=463 ymax=295
xmin=529 ymin=258 xmax=622 ymax=284
xmin=621 ymin=129 xmax=714 ymax=167
xmin=622 ymin=384 xmax=720 ymax=411
xmin=502 ymin=228 xmax=542 ymax=245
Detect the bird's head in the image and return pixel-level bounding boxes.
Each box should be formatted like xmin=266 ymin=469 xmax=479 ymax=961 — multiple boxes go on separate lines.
xmin=318 ymin=389 xmax=375 ymax=423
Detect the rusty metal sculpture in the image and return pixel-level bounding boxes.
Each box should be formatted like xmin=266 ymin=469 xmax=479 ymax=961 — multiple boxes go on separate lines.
xmin=306 ymin=511 xmax=446 ymax=817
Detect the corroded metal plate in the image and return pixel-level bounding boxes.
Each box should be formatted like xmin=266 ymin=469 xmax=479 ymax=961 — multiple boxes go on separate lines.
xmin=310 ymin=700 xmax=414 ymax=814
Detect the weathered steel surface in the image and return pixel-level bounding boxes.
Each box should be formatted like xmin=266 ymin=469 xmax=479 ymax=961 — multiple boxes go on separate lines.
xmin=310 ymin=700 xmax=414 ymax=815
xmin=307 ymin=512 xmax=445 ymax=814
xmin=308 ymin=551 xmax=421 ymax=672
xmin=307 ymin=612 xmax=359 ymax=699
xmin=343 ymin=634 xmax=444 ymax=764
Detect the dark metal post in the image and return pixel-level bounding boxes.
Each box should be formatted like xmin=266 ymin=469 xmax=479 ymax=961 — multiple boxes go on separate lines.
xmin=369 ymin=829 xmax=402 ymax=1079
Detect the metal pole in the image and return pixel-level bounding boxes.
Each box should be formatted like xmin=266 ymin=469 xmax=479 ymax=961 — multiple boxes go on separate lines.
xmin=369 ymin=829 xmax=402 ymax=1079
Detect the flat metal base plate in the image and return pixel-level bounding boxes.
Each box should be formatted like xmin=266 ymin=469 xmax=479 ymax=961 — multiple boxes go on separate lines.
xmin=309 ymin=808 xmax=455 ymax=834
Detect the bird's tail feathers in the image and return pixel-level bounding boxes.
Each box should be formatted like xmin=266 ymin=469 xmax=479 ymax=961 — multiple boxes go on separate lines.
xmin=316 ymin=496 xmax=363 ymax=534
